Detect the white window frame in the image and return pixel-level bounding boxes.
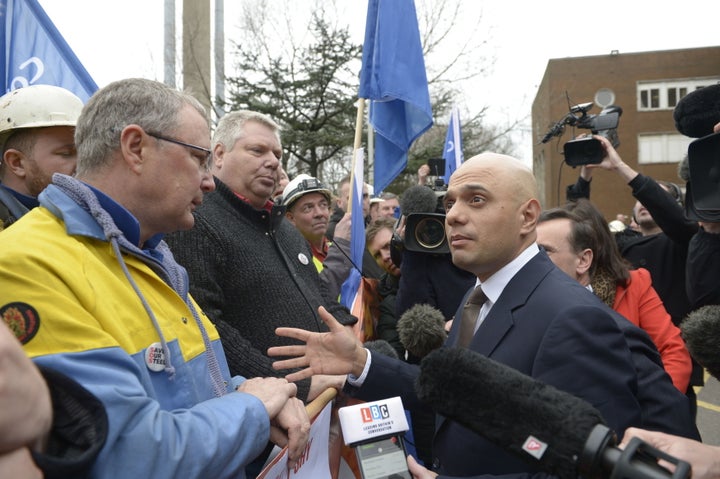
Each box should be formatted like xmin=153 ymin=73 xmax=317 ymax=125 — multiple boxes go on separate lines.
xmin=637 ymin=77 xmax=720 ymax=111
xmin=637 ymin=133 xmax=693 ymax=164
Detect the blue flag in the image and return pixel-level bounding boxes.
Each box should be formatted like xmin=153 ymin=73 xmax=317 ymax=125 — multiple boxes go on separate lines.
xmin=442 ymin=106 xmax=463 ymax=184
xmin=340 ymin=148 xmax=365 ymax=310
xmin=359 ymin=0 xmax=433 ymax=193
xmin=1 ymin=0 xmax=98 ymax=101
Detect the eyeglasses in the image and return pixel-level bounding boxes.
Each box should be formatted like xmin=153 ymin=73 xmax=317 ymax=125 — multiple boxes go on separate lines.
xmin=146 ymin=131 xmax=212 ymax=172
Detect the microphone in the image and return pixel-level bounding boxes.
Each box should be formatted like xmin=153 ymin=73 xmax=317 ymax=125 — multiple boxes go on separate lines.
xmin=363 ymin=339 xmax=400 ymax=360
xmin=680 ymin=305 xmax=720 ymax=380
xmin=673 ymin=83 xmax=720 ymax=138
xmin=399 ymin=185 xmax=438 ymax=216
xmin=397 ymin=304 xmax=447 ymax=359
xmin=540 ymin=117 xmax=569 ymax=144
xmin=416 ymin=347 xmax=691 ymax=479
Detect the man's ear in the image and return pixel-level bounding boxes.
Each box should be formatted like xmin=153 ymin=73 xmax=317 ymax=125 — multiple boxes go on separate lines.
xmin=520 ymin=198 xmax=542 ymax=234
xmin=285 ymin=211 xmax=295 ymax=225
xmin=1 ymin=149 xmax=27 ymax=179
xmin=576 ymin=248 xmax=594 ymax=277
xmin=119 ymin=124 xmax=146 ymax=173
xmin=211 ymin=143 xmax=225 ymax=169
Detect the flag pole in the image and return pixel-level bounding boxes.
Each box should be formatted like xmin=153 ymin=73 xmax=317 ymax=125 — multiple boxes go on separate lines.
xmin=348 ymin=97 xmax=366 ymax=216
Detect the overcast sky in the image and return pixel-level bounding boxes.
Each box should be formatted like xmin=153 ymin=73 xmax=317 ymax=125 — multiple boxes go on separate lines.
xmin=37 ymin=0 xmax=720 ymax=166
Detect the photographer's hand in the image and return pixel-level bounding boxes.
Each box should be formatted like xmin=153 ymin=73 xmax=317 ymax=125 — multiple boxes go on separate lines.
xmin=418 ymin=164 xmax=430 ymax=186
xmin=592 ymin=134 xmax=639 ymax=183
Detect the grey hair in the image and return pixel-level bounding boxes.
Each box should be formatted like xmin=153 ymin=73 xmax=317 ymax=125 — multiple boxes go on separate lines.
xmin=212 ymin=110 xmax=281 ymax=151
xmin=74 ymin=78 xmax=208 ymax=176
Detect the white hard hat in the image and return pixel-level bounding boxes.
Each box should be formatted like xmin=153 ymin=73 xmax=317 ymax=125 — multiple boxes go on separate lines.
xmin=0 ymin=85 xmax=84 ymax=150
xmin=281 ymin=174 xmax=332 ymax=208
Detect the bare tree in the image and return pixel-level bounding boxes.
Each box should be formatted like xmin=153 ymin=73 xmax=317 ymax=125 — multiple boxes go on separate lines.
xmin=221 ymin=0 xmax=521 ymax=191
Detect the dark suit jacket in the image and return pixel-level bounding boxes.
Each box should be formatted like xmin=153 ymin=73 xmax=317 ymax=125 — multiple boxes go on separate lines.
xmin=346 ymin=250 xmax=697 ymax=479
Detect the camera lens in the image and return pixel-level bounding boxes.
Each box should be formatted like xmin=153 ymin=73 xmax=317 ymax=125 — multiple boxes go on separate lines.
xmin=414 ymin=217 xmax=446 ymax=249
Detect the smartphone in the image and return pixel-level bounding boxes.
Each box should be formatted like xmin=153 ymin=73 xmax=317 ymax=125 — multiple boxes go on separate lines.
xmin=354 ymin=434 xmax=411 ymax=479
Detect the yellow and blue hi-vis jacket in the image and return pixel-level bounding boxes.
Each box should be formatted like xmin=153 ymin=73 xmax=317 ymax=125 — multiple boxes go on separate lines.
xmin=0 ymin=176 xmax=270 ymax=478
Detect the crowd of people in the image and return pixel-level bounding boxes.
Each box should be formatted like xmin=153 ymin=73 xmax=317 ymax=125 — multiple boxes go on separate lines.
xmin=1 ymin=77 xmax=719 ymax=479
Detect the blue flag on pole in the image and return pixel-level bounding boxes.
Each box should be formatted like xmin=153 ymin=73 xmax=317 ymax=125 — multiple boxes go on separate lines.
xmin=359 ymin=0 xmax=433 ymax=193
xmin=340 ymin=148 xmax=365 ymax=310
xmin=442 ymin=106 xmax=463 ymax=184
xmin=1 ymin=0 xmax=98 ymax=101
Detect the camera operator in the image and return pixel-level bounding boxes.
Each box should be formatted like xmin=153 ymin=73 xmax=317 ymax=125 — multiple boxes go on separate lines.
xmin=566 ymin=134 xmax=701 ymax=417
xmin=392 ymin=180 xmax=475 ymax=353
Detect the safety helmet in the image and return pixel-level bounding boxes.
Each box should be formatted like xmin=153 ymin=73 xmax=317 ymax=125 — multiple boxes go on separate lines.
xmin=281 ymin=174 xmax=332 ymax=208
xmin=0 ymin=85 xmax=84 ymax=150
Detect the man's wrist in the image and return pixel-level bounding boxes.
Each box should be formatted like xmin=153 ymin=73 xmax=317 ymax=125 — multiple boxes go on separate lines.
xmin=352 ymin=347 xmax=369 ymax=377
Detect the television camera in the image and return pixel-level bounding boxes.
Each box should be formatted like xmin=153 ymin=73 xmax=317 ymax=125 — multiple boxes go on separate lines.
xmin=404 ymin=178 xmax=449 ymax=255
xmin=540 ymin=102 xmax=622 ymax=167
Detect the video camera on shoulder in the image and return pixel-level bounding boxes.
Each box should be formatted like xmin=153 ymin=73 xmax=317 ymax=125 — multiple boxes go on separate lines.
xmin=541 ymin=101 xmax=622 ymax=167
xmin=402 ymin=177 xmax=449 ymax=255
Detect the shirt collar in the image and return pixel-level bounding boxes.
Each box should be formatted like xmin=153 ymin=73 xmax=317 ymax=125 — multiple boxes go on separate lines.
xmin=477 ymin=243 xmax=540 ymax=306
xmin=233 ymin=191 xmax=274 ymax=213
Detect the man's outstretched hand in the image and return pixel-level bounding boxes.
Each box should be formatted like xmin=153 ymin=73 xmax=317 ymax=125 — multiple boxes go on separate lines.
xmin=269 ymin=306 xmax=367 ymax=382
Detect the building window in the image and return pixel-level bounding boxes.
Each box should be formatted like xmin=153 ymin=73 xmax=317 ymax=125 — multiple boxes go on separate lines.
xmin=637 ymin=78 xmax=719 ymax=111
xmin=638 ymin=133 xmax=693 ymax=164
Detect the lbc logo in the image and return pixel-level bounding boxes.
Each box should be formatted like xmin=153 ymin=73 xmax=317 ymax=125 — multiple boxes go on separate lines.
xmin=360 ymin=404 xmax=390 ymax=423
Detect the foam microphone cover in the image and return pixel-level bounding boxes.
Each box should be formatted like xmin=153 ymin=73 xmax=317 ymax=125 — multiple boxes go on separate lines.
xmin=417 ymin=347 xmax=606 ymax=479
xmin=363 ymin=339 xmax=400 ymax=360
xmin=399 ymin=185 xmax=439 ymax=215
xmin=673 ymin=83 xmax=720 ymax=138
xmin=681 ymin=305 xmax=720 ymax=380
xmin=397 ymin=304 xmax=447 ymax=359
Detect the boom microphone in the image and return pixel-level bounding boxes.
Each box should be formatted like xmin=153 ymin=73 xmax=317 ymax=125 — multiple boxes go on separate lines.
xmin=416 ymin=347 xmax=690 ymax=479
xmin=397 ymin=304 xmax=447 ymax=359
xmin=673 ymin=83 xmax=720 ymax=138
xmin=680 ymin=305 xmax=720 ymax=380
xmin=399 ymin=185 xmax=438 ymax=216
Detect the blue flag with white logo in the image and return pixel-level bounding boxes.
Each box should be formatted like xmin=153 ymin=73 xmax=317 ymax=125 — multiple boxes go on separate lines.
xmin=359 ymin=0 xmax=433 ymax=193
xmin=1 ymin=0 xmax=98 ymax=101
xmin=442 ymin=106 xmax=463 ymax=184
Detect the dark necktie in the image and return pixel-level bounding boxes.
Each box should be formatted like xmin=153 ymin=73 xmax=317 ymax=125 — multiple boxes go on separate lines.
xmin=457 ymin=286 xmax=486 ymax=348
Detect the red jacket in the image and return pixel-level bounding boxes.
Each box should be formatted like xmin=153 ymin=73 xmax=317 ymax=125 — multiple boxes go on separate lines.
xmin=613 ymin=268 xmax=692 ymax=393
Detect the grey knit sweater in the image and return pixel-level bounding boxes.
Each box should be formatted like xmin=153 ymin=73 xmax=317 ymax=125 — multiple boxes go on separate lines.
xmin=166 ymin=178 xmax=356 ymax=401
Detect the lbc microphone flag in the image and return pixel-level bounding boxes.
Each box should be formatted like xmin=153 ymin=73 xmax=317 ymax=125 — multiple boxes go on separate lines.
xmin=359 ymin=0 xmax=433 ymax=193
xmin=1 ymin=0 xmax=98 ymax=101
xmin=442 ymin=106 xmax=463 ymax=184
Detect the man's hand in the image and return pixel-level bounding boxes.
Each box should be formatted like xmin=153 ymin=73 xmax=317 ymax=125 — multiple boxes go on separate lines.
xmin=236 ymin=377 xmax=298 ymax=418
xmin=590 ymin=135 xmax=639 ymax=183
xmin=418 ymin=164 xmax=430 ymax=185
xmin=0 ymin=324 xmax=52 ymax=453
xmin=269 ymin=306 xmax=367 ymax=381
xmin=0 ymin=448 xmax=43 ymax=479
xmin=308 ymin=374 xmax=346 ymax=402
xmin=268 ymin=397 xmax=310 ymax=470
xmin=407 ymin=454 xmax=438 ymax=479
xmin=333 ymin=212 xmax=352 ymax=242
xmin=620 ymin=427 xmax=720 ymax=479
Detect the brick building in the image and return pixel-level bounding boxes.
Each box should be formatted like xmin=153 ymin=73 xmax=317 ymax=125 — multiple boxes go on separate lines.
xmin=532 ymin=46 xmax=720 ymax=219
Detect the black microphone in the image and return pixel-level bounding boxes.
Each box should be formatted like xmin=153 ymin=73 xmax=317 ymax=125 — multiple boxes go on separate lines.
xmin=541 ymin=117 xmax=568 ymax=144
xmin=397 ymin=304 xmax=447 ymax=359
xmin=673 ymin=83 xmax=720 ymax=138
xmin=680 ymin=305 xmax=720 ymax=380
xmin=363 ymin=339 xmax=400 ymax=360
xmin=399 ymin=185 xmax=438 ymax=216
xmin=416 ymin=347 xmax=691 ymax=479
